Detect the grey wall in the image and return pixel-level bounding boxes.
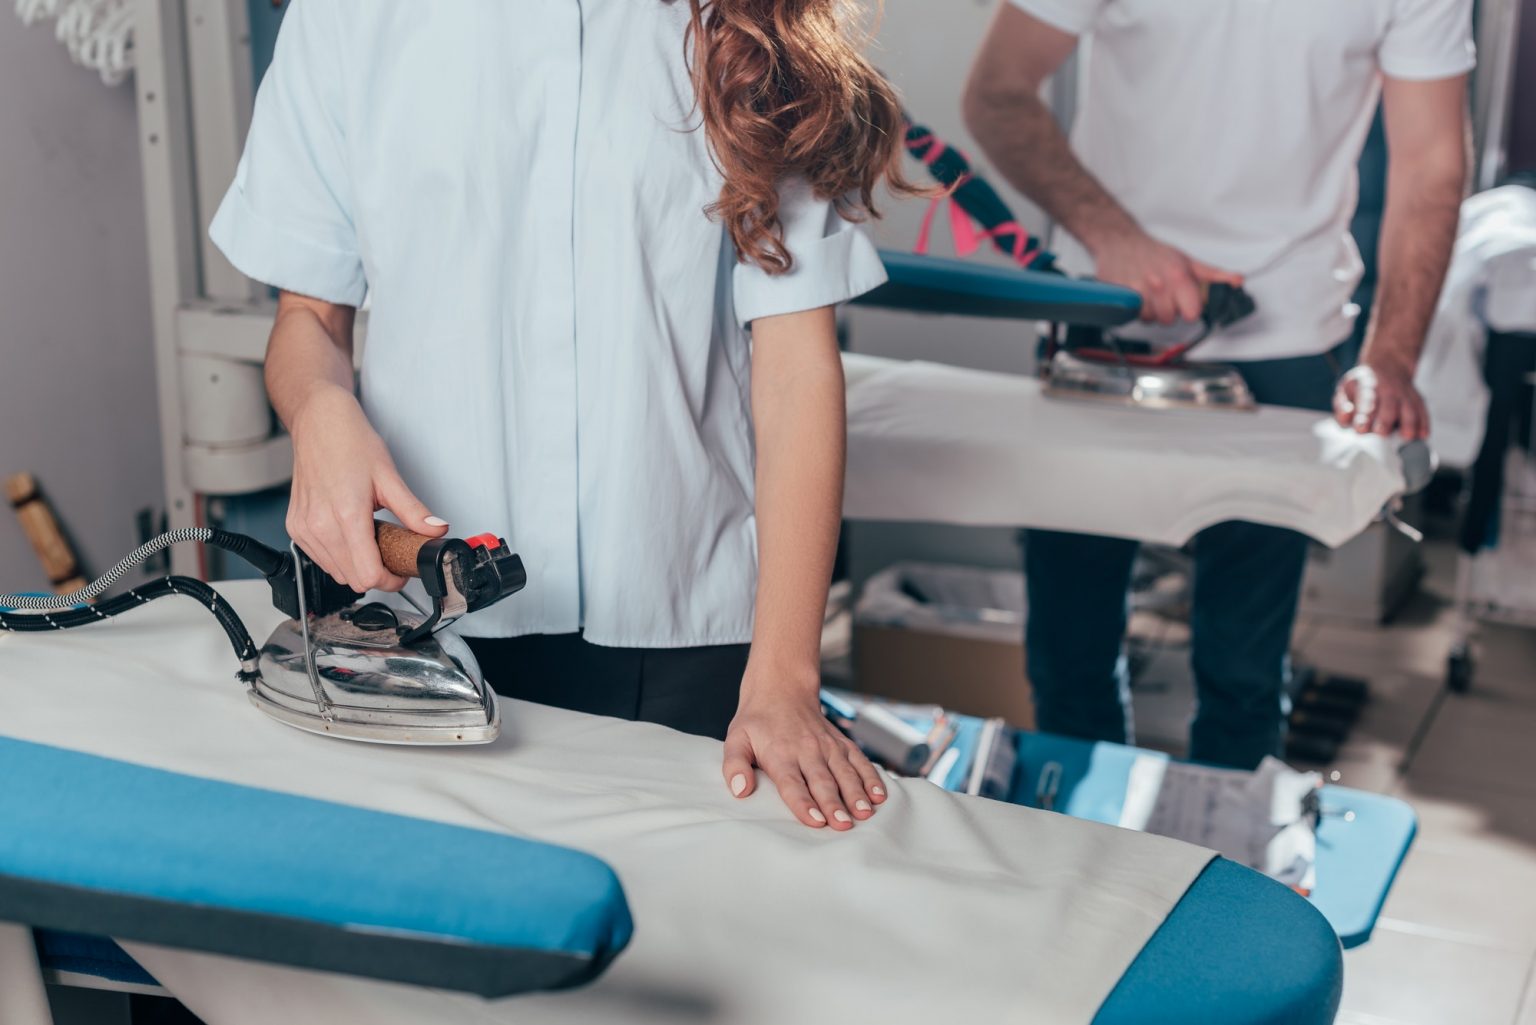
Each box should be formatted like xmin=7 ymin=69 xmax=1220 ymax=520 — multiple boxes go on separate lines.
xmin=0 ymin=18 xmax=163 ymax=592
xmin=1507 ymin=0 xmax=1536 ymax=174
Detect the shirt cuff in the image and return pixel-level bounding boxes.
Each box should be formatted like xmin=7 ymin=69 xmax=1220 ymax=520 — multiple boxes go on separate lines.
xmin=733 ymin=227 xmax=888 ymax=327
xmin=1007 ymin=0 xmax=1098 ymax=35
xmin=209 ymin=185 xmax=369 ymax=307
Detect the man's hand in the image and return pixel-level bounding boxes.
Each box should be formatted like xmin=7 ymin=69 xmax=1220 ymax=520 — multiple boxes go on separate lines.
xmin=1092 ymin=227 xmax=1245 ymax=325
xmin=1333 ymin=358 xmax=1430 ymax=440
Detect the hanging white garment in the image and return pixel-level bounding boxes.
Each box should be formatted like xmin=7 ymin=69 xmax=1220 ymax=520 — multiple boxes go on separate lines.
xmin=1416 ymin=186 xmax=1536 ymax=468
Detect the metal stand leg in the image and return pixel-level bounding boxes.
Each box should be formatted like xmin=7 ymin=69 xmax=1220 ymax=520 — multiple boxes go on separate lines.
xmin=1446 ymin=553 xmax=1476 ymax=694
xmin=0 ymin=925 xmax=55 ymax=1025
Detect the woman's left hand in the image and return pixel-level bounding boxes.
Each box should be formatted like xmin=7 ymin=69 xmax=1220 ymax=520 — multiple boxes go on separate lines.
xmin=722 ymin=673 xmax=887 ymax=830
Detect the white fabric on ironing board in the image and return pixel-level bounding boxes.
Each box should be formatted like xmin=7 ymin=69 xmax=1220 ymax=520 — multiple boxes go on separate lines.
xmin=844 ymin=354 xmax=1406 ymax=548
xmin=0 ymin=582 xmax=1214 ymax=1025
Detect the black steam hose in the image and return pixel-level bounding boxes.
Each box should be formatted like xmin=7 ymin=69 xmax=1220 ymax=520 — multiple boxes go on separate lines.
xmin=0 ymin=529 xmax=292 ymax=682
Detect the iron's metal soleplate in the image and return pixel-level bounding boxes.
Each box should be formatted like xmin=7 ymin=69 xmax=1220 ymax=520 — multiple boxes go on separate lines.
xmin=1044 ymin=350 xmax=1258 ymax=412
xmin=254 ymin=612 xmax=501 ymax=746
xmin=247 ymin=685 xmax=500 ymax=746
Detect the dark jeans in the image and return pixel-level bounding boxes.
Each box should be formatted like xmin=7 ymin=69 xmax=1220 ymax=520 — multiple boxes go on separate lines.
xmin=466 ymin=634 xmax=749 ymax=740
xmin=1022 ymin=344 xmax=1348 ymax=769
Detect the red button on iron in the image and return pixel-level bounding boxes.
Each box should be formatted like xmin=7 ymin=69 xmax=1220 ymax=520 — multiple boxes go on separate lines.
xmin=465 ymin=533 xmax=502 ymax=551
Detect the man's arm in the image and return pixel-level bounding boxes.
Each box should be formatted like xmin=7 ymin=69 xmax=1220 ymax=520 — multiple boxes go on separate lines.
xmin=962 ymin=4 xmax=1240 ymax=323
xmin=1335 ymin=74 xmax=1469 ymax=439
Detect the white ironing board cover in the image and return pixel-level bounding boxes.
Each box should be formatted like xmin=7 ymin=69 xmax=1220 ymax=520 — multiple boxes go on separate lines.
xmin=0 ymin=582 xmax=1213 ymax=1025
xmin=844 ymin=354 xmax=1406 ymax=548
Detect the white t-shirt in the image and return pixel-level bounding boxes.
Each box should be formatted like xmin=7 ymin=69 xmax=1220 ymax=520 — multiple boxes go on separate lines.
xmin=1011 ymin=0 xmax=1475 ymax=361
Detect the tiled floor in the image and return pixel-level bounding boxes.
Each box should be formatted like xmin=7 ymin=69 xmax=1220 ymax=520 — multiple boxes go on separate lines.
xmin=1306 ymin=571 xmax=1536 ymax=1025
xmin=1167 ymin=534 xmax=1536 ymax=1025
xmin=1122 ymin=527 xmax=1536 ymax=1024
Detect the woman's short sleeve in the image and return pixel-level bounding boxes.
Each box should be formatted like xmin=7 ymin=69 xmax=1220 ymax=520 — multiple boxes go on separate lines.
xmin=1006 ymin=0 xmax=1107 ymax=35
xmin=732 ymin=178 xmax=889 ymax=327
xmin=209 ymin=0 xmax=368 ymax=306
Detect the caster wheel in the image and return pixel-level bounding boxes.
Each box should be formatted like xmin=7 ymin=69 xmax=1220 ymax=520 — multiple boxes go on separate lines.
xmin=1446 ymin=646 xmax=1474 ymax=694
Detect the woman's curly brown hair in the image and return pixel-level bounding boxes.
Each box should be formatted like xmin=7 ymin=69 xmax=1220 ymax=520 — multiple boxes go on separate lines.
xmin=677 ymin=0 xmax=920 ymax=274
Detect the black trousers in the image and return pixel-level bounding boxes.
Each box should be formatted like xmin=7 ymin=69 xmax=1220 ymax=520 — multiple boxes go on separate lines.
xmin=466 ymin=634 xmax=749 ymax=741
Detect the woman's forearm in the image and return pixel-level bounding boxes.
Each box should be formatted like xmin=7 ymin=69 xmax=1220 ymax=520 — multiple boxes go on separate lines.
xmin=747 ymin=305 xmax=846 ymax=694
xmin=265 ymin=291 xmax=360 ymax=430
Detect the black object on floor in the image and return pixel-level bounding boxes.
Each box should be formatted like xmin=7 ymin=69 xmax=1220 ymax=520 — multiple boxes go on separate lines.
xmin=1284 ymin=668 xmax=1371 ymax=765
xmin=1285 ymin=731 xmax=1340 ymax=765
xmin=130 ymin=996 xmax=206 ymax=1025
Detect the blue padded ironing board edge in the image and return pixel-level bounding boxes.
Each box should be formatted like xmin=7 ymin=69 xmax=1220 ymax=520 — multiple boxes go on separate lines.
xmin=1098 ymin=857 xmax=1344 ymax=1025
xmin=858 ymin=250 xmax=1143 ymax=327
xmin=0 ymin=737 xmax=633 ymax=996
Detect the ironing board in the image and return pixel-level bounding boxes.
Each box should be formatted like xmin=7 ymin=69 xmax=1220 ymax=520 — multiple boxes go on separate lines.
xmin=843 ymin=352 xmax=1418 ymax=548
xmin=35 ymin=864 xmax=1342 ymax=1025
xmin=3 ymin=582 xmax=1277 ymax=1025
xmin=16 ymin=738 xmax=1355 ymax=1025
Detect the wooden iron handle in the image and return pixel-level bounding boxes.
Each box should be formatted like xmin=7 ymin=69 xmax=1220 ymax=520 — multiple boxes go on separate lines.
xmin=374 ymin=521 xmax=432 ymax=579
xmin=6 ymin=472 xmax=87 ymax=595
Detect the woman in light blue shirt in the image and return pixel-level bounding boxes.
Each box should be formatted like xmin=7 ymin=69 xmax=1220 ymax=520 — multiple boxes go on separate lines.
xmin=213 ymin=0 xmax=913 ymax=830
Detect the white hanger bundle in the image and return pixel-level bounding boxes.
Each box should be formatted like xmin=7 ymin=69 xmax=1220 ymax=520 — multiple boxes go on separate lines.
xmin=15 ymin=0 xmax=134 ymax=86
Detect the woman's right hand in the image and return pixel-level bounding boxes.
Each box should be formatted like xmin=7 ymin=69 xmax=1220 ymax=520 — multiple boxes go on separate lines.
xmin=286 ymin=386 xmax=448 ymax=592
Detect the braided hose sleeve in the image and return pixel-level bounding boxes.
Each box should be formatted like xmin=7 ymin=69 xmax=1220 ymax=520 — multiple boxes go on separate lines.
xmin=0 ymin=528 xmax=288 ymax=611
xmin=1 ymin=576 xmax=262 ymax=682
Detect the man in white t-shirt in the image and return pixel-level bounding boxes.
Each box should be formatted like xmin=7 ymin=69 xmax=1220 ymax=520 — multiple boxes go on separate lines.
xmin=963 ymin=0 xmax=1473 ymax=768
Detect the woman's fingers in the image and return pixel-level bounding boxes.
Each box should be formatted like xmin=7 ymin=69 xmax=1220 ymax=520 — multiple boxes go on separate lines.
xmin=843 ymin=738 xmax=888 ymax=806
xmin=340 ymin=510 xmax=406 ymax=593
xmin=376 ymin=471 xmax=449 ymax=537
xmin=827 ymin=745 xmax=875 ymax=820
xmin=722 ymin=730 xmax=757 ymax=799
xmin=800 ymin=757 xmax=854 ymax=831
xmin=765 ymin=763 xmax=827 ymax=828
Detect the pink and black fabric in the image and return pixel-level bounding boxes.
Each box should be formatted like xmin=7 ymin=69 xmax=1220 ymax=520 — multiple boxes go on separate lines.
xmin=903 ymin=116 xmax=1057 ymax=274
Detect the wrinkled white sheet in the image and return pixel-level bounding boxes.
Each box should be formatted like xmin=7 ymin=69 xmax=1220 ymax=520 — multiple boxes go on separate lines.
xmin=0 ymin=582 xmax=1214 ymax=1025
xmin=845 ymin=354 xmax=1406 ymax=548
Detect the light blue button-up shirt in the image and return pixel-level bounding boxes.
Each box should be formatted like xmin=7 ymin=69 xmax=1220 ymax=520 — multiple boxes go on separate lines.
xmin=212 ymin=0 xmax=888 ymax=646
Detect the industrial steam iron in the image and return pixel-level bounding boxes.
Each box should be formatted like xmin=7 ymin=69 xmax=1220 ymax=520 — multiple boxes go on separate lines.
xmin=0 ymin=521 xmax=526 ymax=746
xmin=1043 ymin=283 xmax=1260 ymax=411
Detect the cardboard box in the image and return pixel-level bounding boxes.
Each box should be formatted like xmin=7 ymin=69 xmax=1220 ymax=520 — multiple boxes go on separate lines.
xmin=852 ymin=624 xmax=1035 ymax=729
xmin=851 ymin=562 xmax=1035 ymax=728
